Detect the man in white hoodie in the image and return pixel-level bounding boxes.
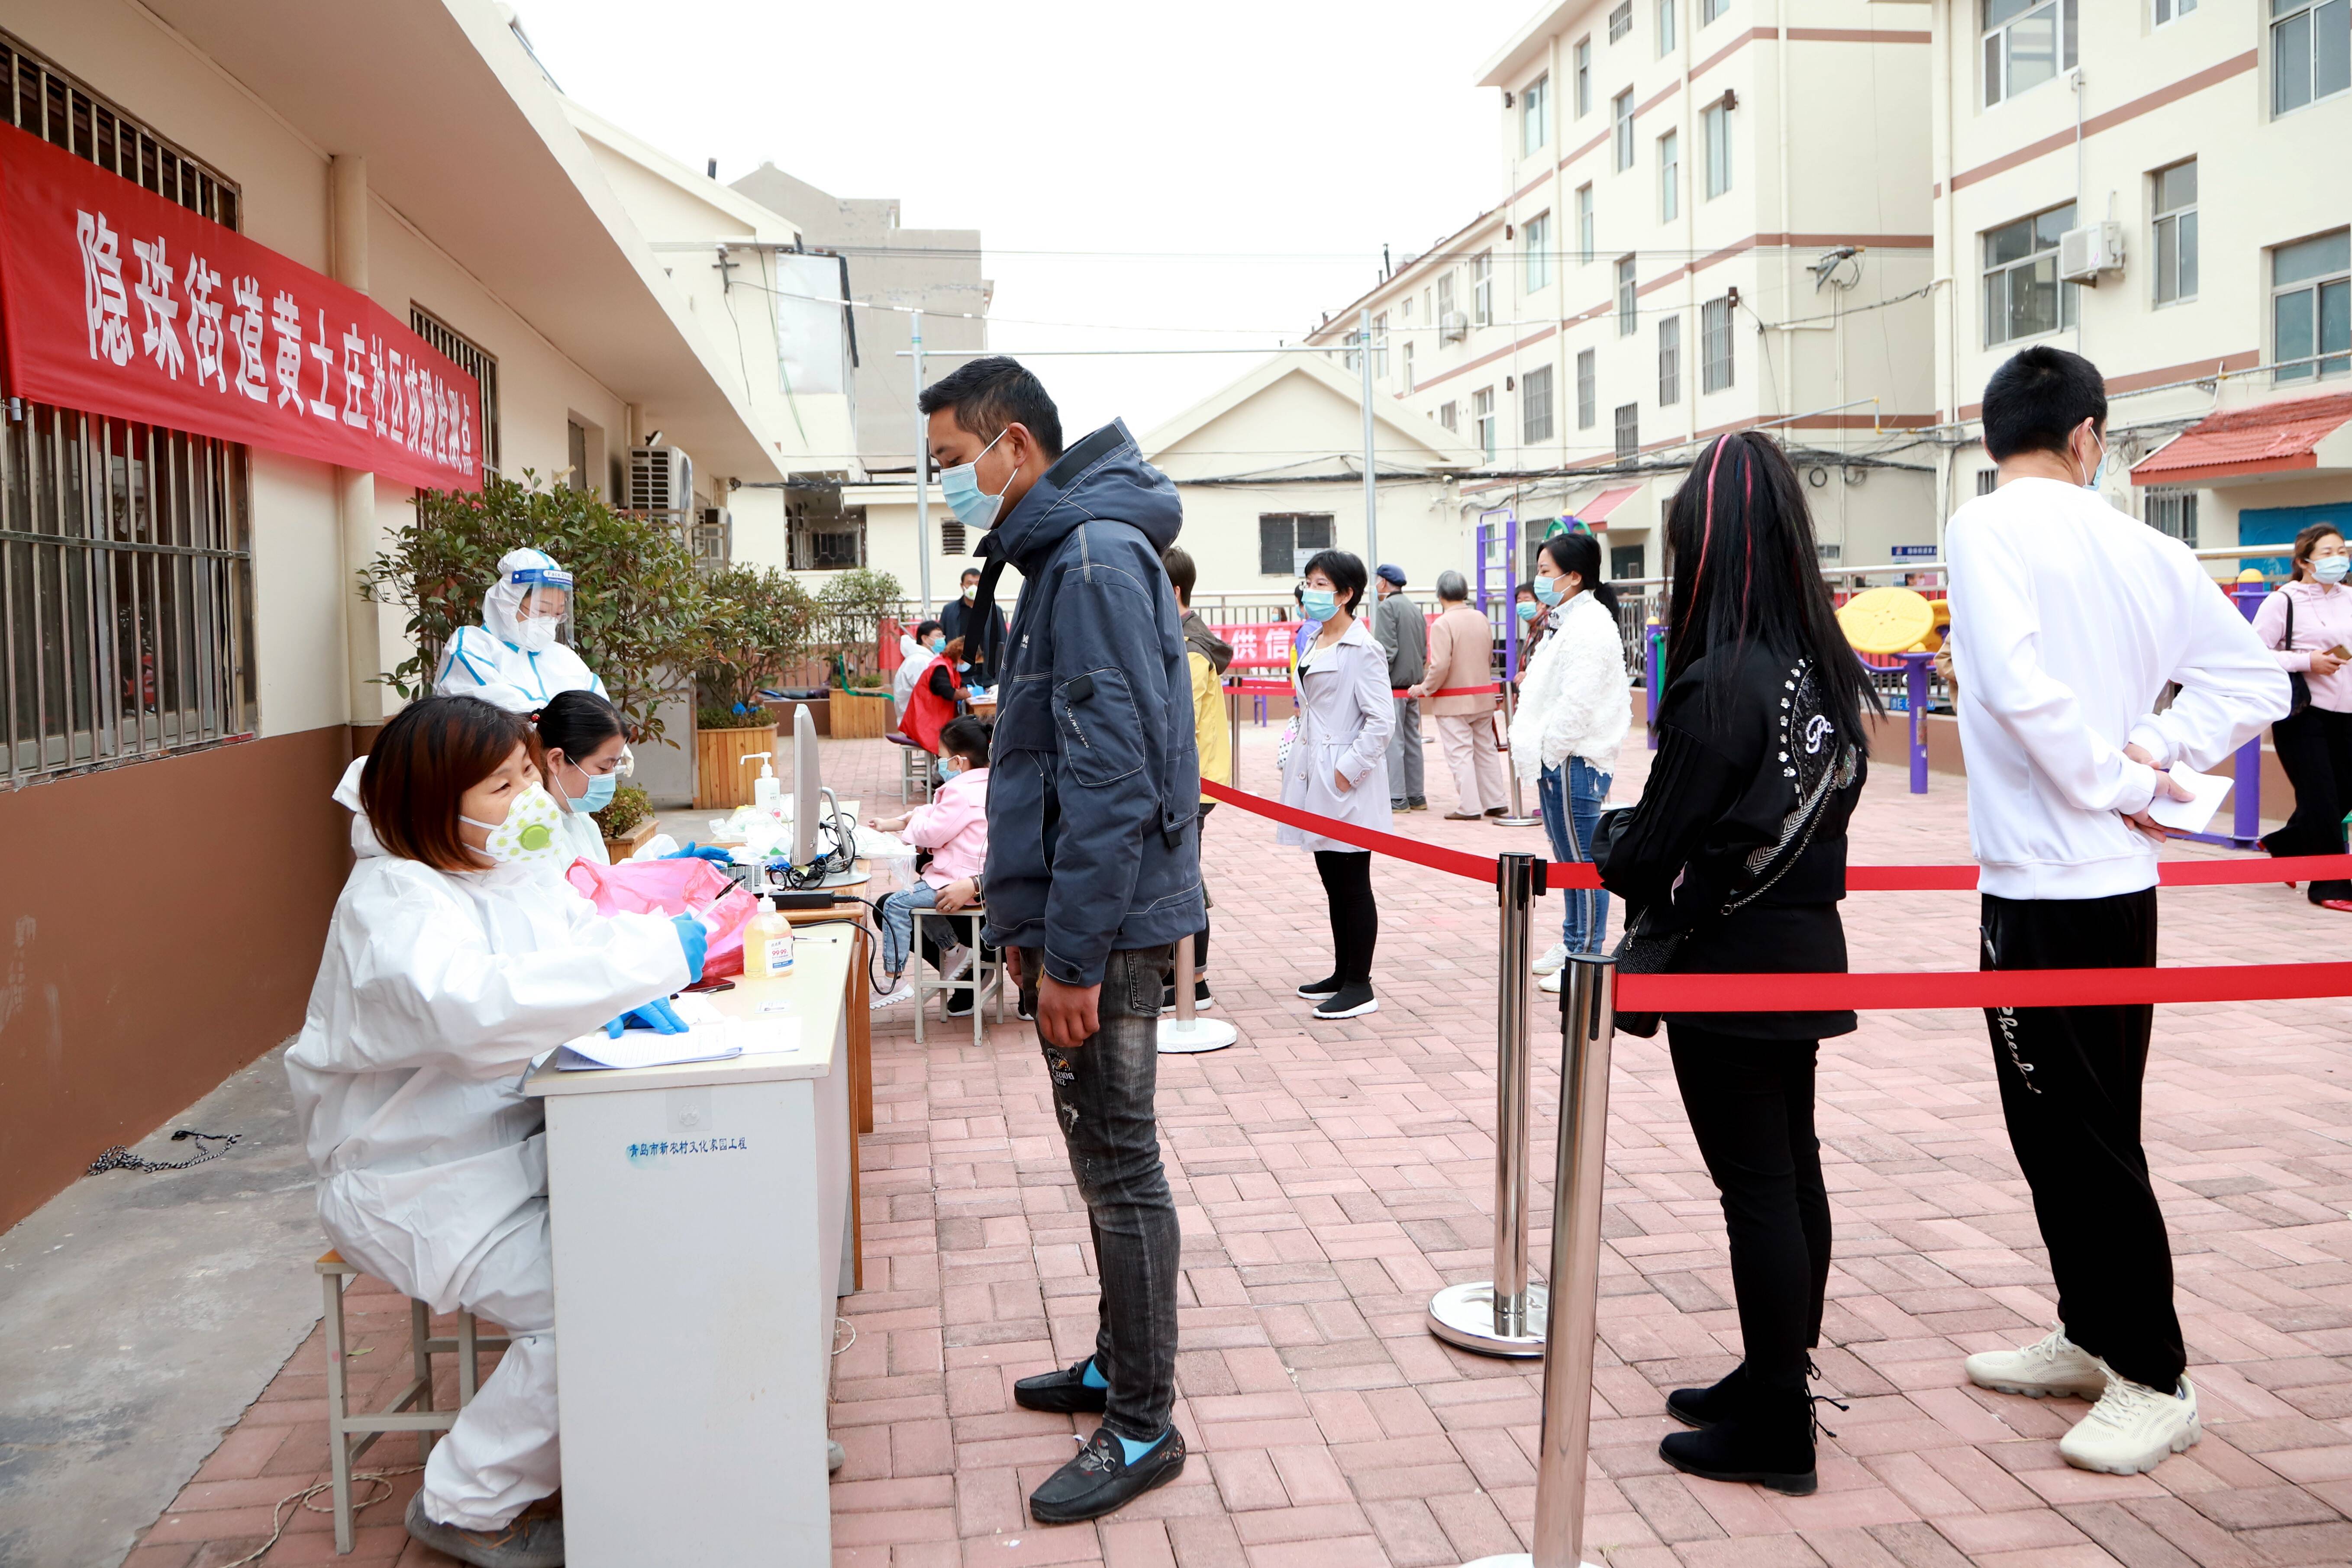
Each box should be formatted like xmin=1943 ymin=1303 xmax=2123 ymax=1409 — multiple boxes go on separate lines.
xmin=1946 ymin=346 xmax=2290 ymax=1476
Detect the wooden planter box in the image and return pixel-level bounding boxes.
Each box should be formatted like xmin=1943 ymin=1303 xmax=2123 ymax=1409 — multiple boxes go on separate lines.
xmin=695 ymin=723 xmax=779 ymax=809
xmin=829 ymin=688 xmax=894 ymax=740
xmin=765 ymin=692 xmax=829 ymax=737
xmin=601 ymin=816 xmax=659 ymax=861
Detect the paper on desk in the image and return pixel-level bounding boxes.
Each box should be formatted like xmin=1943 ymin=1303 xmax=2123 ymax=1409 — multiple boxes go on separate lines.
xmin=2146 ymin=763 xmax=2232 ymax=836
xmin=555 ymin=994 xmax=735 ymax=1071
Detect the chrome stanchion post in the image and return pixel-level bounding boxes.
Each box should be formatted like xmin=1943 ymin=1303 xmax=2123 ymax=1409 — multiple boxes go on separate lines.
xmin=1158 ymin=923 xmax=1236 ymax=1054
xmin=1494 ymin=685 xmax=1542 ymax=828
xmin=1458 ymin=952 xmax=1615 ymax=1568
xmin=1427 ymin=851 xmax=1546 ymax=1356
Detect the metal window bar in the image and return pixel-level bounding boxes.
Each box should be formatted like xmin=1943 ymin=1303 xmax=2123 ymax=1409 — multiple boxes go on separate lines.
xmin=410 ymin=308 xmax=503 ymax=481
xmin=2 ymin=403 xmax=254 ymax=786
xmin=1 ymin=30 xmax=238 ymax=229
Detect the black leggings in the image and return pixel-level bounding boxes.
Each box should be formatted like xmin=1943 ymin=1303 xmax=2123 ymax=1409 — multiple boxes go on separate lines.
xmin=2264 ymin=706 xmax=2352 ymax=902
xmin=1667 ymin=1023 xmax=1830 ymax=1393
xmin=1313 ymin=850 xmax=1378 ymax=986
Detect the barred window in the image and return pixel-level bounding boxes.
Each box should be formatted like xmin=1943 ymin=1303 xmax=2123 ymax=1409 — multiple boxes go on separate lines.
xmin=2145 ymin=488 xmax=2198 ymax=546
xmin=1614 ymin=403 xmax=1639 ymax=460
xmin=940 ymin=518 xmax=967 ymax=555
xmin=1523 ymin=364 xmax=1555 ymax=444
xmin=0 ymin=31 xmax=255 ymax=785
xmin=1701 ymin=296 xmax=1736 ymax=392
xmin=410 ymin=308 xmax=502 ymax=481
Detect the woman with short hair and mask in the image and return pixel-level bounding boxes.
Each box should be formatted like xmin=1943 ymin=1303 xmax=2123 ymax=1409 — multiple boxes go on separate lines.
xmin=2255 ymin=523 xmax=2352 ymax=910
xmin=435 ymin=546 xmax=609 ymax=713
xmin=287 ymin=695 xmax=708 ymax=1567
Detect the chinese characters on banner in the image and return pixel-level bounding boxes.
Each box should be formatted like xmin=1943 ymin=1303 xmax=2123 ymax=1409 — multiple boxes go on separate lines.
xmin=1217 ymin=612 xmax=1444 ymax=671
xmin=0 ymin=120 xmax=481 ymax=492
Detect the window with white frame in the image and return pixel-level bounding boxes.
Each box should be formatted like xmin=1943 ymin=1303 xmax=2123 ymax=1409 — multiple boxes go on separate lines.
xmin=1976 ymin=468 xmax=1999 ymax=497
xmin=1658 ymin=129 xmax=1680 ymax=220
xmin=1613 ymin=89 xmax=1636 ymax=171
xmin=1472 ymin=252 xmax=1494 ymax=324
xmin=1610 ymin=3 xmax=1634 ymax=43
xmin=1702 ymin=99 xmax=1732 ymax=198
xmin=1577 ymin=349 xmax=1598 ymax=428
xmin=1522 ymin=73 xmax=1551 ymax=157
xmin=1473 ymin=387 xmax=1497 ymax=460
xmin=1983 ymin=202 xmax=2078 ymax=345
xmin=1576 ymin=184 xmax=1596 ymax=264
xmin=1658 ymin=0 xmax=1678 ymax=51
xmin=1575 ymin=37 xmax=1593 ymax=115
xmin=1257 ymin=513 xmax=1334 ymax=576
xmin=1402 ymin=340 xmax=1414 ymax=391
xmin=1524 ymin=214 xmax=1552 ymax=293
xmin=2145 ymin=487 xmax=2198 ymax=545
xmin=1439 ymin=400 xmax=1458 ymax=431
xmin=1702 ymin=0 xmax=1729 ymax=22
xmin=1373 ymin=312 xmax=1390 ymax=378
xmin=2272 ymin=0 xmax=2350 ymax=117
xmin=2273 ymin=228 xmax=2349 ymax=382
xmin=1701 ymin=295 xmax=1735 ymax=392
xmin=1616 ymin=256 xmax=1638 ymax=334
xmin=1402 ymin=295 xmax=1413 ymax=321
xmin=1982 ymin=0 xmax=2076 ymax=108
xmin=1524 ymin=364 xmax=1556 ymax=443
xmin=1614 ymin=403 xmax=1639 ymax=459
xmin=1437 ymin=270 xmax=1456 ymax=327
xmin=2153 ymin=159 xmax=2197 ymax=306
xmin=2154 ymin=0 xmax=2196 ymax=22
xmin=1658 ymin=314 xmax=1682 ymax=403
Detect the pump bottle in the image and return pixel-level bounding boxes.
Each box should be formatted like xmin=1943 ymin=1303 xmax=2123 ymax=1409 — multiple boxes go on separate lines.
xmin=743 ymin=894 xmax=795 ymax=980
xmin=741 ymin=752 xmax=781 ymax=815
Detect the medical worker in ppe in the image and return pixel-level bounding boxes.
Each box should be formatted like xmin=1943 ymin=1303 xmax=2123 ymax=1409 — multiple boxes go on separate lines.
xmin=286 ymin=696 xmax=707 ymax=1568
xmin=435 ymin=547 xmax=609 ymax=713
xmin=536 ymin=688 xmax=728 ymax=868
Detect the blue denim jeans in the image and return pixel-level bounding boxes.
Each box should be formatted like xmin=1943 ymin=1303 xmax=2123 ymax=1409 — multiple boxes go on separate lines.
xmin=879 ymin=882 xmax=956 ymax=977
xmin=1538 ymin=758 xmax=1612 ymax=952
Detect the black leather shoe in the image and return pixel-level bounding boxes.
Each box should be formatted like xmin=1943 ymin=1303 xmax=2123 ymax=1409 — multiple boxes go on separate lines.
xmin=1659 ymin=1386 xmax=1817 ymax=1495
xmin=1013 ymin=1358 xmax=1107 ymax=1414
xmin=1028 ymin=1425 xmax=1186 ymax=1524
xmin=1667 ymin=1362 xmax=1749 ymax=1429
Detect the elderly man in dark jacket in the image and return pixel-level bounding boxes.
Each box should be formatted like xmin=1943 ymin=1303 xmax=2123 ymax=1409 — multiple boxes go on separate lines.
xmin=920 ymin=356 xmax=1202 ymax=1527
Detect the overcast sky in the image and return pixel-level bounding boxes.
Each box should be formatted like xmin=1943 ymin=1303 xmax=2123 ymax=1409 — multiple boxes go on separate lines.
xmin=521 ymin=0 xmax=1537 ymax=442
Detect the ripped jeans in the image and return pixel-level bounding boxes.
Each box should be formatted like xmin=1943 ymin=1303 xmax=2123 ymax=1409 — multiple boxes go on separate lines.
xmin=1021 ymin=944 xmax=1178 ymax=1442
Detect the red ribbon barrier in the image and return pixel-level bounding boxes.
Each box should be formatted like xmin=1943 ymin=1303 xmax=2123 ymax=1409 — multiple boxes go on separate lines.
xmin=1200 ymin=780 xmax=1507 ymax=884
xmin=1617 ymin=961 xmax=2352 ymax=1013
xmin=1224 ymin=678 xmax=1500 ymax=700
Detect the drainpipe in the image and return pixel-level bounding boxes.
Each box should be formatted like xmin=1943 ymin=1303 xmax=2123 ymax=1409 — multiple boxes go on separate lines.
xmin=330 ymin=154 xmax=380 ymax=736
xmin=1776 ymin=0 xmax=1795 ymax=426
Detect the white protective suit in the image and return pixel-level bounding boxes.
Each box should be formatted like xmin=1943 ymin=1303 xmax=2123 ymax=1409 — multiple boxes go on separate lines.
xmin=433 ymin=547 xmax=609 ymax=714
xmin=285 ymin=843 xmax=689 ymax=1529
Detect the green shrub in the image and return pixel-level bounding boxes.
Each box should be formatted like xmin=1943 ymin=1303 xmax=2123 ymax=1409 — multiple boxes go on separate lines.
xmin=594 ymin=782 xmax=653 ymax=839
xmin=697 ymin=565 xmax=818 ymax=719
xmin=816 ymin=568 xmax=903 ymax=686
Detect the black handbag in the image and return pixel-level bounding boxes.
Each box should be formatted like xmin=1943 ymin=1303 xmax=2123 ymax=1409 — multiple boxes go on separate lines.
xmin=2283 ymin=594 xmax=2312 ymax=717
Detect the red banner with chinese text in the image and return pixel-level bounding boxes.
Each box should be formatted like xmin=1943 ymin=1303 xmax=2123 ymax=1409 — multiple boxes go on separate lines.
xmin=0 ymin=120 xmax=481 ymax=492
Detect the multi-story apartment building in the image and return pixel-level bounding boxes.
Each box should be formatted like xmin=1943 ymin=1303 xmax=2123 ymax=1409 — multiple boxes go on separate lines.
xmin=1924 ymin=0 xmax=2352 ymax=566
xmin=1307 ymin=0 xmax=1938 ymax=583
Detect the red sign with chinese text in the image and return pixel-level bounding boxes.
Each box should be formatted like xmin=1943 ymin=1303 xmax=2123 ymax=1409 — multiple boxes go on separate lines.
xmin=0 ymin=120 xmax=481 ymax=492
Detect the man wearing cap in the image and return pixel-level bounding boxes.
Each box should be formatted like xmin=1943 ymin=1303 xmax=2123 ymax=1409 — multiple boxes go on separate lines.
xmin=1372 ymin=564 xmax=1428 ymax=811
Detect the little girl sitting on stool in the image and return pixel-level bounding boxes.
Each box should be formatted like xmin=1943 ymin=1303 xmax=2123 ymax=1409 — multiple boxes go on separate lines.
xmin=865 ymin=716 xmax=990 ymax=1008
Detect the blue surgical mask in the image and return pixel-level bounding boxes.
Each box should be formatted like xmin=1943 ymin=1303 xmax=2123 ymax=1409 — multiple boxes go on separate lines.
xmin=957 ymin=660 xmax=971 ymax=672
xmin=557 ymin=757 xmax=618 ymax=814
xmin=2079 ymin=428 xmax=2109 ymax=492
xmin=1516 ymin=601 xmax=1541 ymax=623
xmin=2317 ymin=555 xmax=2350 ymax=585
xmin=939 ymin=428 xmax=1010 ymax=530
xmin=1301 ymin=588 xmax=1338 ymax=621
xmin=1533 ymin=574 xmax=1564 ymax=607
xmin=938 ymin=758 xmax=961 ymax=780
xmin=928 ymin=636 xmax=945 ymax=655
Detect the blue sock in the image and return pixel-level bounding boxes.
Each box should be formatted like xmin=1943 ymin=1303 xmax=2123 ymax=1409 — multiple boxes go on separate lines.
xmin=1080 ymin=1358 xmax=1108 ymax=1389
xmin=1117 ymin=1429 xmax=1168 ymax=1465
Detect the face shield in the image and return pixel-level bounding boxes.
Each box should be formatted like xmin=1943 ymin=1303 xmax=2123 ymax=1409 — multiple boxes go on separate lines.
xmin=483 ymin=552 xmax=576 ymax=654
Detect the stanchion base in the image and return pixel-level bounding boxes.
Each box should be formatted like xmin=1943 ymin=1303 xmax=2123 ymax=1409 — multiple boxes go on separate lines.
xmin=1426 ymin=1281 xmax=1547 ymax=1357
xmin=1157 ymin=1018 xmax=1239 ymax=1054
xmin=1455 ymin=1556 xmax=1602 ymax=1568
xmin=1490 ymin=815 xmax=1543 ymax=828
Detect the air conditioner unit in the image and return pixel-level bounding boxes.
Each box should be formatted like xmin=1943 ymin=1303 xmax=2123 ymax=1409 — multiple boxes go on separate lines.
xmin=692 ymin=506 xmax=732 ymax=573
xmin=1440 ymin=310 xmax=1469 ymax=344
xmin=629 ymin=445 xmax=693 ymax=517
xmin=2058 ymin=222 xmax=2125 ymax=284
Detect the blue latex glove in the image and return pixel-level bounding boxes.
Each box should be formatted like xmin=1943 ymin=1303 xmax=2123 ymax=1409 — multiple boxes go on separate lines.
xmin=663 ymin=842 xmax=734 ymax=865
xmin=607 ymin=996 xmax=687 ymax=1036
xmin=672 ymin=913 xmax=709 ymax=983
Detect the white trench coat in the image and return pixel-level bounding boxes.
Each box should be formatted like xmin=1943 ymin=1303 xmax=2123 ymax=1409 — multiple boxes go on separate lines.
xmin=1278 ymin=616 xmax=1396 ymax=852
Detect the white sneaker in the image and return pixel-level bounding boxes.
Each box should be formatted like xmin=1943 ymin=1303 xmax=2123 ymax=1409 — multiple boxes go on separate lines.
xmin=1964 ymin=1326 xmax=2109 ymax=1400
xmin=937 ymin=944 xmax=973 ymax=980
xmin=875 ymin=980 xmax=914 ymax=1006
xmin=2059 ymin=1374 xmax=2200 ymax=1474
xmin=1537 ymin=970 xmax=1563 ymax=994
xmin=1533 ymin=942 xmax=1569 ymax=975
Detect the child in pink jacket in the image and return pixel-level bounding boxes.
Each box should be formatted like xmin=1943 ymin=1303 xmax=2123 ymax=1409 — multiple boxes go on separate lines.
xmin=865 ymin=716 xmax=990 ymax=1005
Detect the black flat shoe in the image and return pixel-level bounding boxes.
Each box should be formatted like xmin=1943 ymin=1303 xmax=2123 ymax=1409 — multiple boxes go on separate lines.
xmin=1659 ymin=1386 xmax=1818 ymax=1495
xmin=1667 ymin=1362 xmax=1749 ymax=1429
xmin=1028 ymin=1425 xmax=1186 ymax=1524
xmin=1295 ymin=974 xmax=1342 ymax=999
xmin=1313 ymin=984 xmax=1379 ymax=1020
xmin=1013 ymin=1358 xmax=1107 ymax=1414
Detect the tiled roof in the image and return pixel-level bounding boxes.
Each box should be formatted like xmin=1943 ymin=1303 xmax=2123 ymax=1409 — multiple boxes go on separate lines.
xmin=2131 ymin=390 xmax=2352 ymax=484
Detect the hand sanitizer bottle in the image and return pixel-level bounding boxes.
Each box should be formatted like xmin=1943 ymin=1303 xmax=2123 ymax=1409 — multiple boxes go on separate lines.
xmin=744 ymin=894 xmax=795 ymax=980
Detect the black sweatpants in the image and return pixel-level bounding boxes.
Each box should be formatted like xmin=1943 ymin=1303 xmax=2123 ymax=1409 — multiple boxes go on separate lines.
xmin=1313 ymin=849 xmax=1378 ymax=986
xmin=1980 ymin=887 xmax=2184 ymax=1392
xmin=2263 ymin=707 xmax=2352 ymax=902
xmin=1666 ymin=1024 xmax=1831 ymax=1393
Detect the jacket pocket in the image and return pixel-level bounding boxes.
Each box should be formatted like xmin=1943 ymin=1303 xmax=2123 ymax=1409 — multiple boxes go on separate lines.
xmin=1052 ymin=667 xmax=1146 ymax=787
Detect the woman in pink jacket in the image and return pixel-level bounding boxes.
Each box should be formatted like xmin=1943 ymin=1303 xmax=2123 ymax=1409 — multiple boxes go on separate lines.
xmin=2254 ymin=524 xmax=2352 ymax=910
xmin=866 ymin=716 xmax=993 ymax=1003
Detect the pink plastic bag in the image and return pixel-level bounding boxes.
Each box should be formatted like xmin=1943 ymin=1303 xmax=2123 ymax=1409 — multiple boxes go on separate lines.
xmin=565 ymin=857 xmax=761 ymax=979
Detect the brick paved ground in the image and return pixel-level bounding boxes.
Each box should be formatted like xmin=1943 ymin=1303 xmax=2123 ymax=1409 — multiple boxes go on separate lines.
xmin=136 ymin=720 xmax=2352 ymax=1568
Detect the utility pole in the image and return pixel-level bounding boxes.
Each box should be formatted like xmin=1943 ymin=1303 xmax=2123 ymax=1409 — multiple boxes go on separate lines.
xmin=912 ymin=308 xmax=931 ymax=610
xmin=1359 ymin=306 xmax=1379 ymax=569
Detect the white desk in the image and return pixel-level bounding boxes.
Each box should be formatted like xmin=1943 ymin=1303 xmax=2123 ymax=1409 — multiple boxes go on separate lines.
xmin=524 ymin=928 xmax=857 ymax=1566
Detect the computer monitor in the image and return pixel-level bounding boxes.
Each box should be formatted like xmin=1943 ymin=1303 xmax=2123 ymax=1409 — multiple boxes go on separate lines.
xmin=790 ymin=703 xmax=820 ymax=867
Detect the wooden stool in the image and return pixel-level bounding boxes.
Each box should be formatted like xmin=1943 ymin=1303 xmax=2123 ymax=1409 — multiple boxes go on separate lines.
xmin=316 ymin=1249 xmax=509 ymax=1554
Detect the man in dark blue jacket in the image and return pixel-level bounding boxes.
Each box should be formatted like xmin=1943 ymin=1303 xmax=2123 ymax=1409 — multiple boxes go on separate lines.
xmin=920 ymin=357 xmax=1203 ymax=1525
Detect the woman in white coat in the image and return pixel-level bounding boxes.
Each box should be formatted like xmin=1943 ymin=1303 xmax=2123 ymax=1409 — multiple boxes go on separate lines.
xmin=286 ymin=696 xmax=708 ymax=1568
xmin=1278 ymin=550 xmax=1394 ymax=1020
xmin=1509 ymin=529 xmax=1630 ymax=985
